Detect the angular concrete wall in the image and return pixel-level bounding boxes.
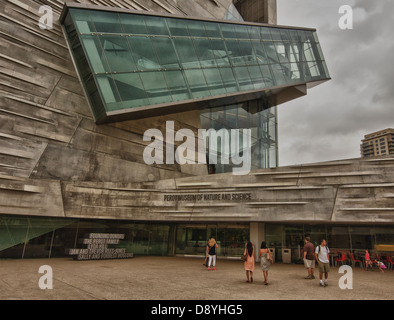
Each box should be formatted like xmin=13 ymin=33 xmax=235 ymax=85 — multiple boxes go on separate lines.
xmin=0 ymin=0 xmax=240 ymax=219
xmin=51 ymin=158 xmax=394 ymax=224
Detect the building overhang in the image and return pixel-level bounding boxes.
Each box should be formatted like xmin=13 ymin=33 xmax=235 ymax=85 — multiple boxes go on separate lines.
xmin=60 ymin=3 xmax=330 ymax=124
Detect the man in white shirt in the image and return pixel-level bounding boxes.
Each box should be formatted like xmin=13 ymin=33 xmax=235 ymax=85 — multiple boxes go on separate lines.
xmin=315 ymin=239 xmax=330 ymax=287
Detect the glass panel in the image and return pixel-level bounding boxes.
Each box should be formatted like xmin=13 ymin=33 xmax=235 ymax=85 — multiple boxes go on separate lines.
xmin=112 ymin=73 xmax=150 ymax=108
xmin=167 ymin=18 xmax=189 ymax=36
xmin=248 ymin=26 xmax=260 ymax=40
xmin=239 ymin=40 xmax=255 ymax=65
xmin=96 ymin=75 xmax=123 ymax=111
xmin=219 ymin=67 xmax=238 ymax=93
xmin=174 ymin=38 xmax=200 ymax=68
xmin=291 ymin=43 xmax=301 ymax=62
xmin=80 ymin=35 xmax=109 ymax=74
xmin=151 ymin=37 xmax=180 ymax=69
xmin=225 ymin=39 xmax=245 ymax=65
xmin=264 ymin=41 xmax=279 ymax=63
xmin=280 ymin=29 xmax=291 ymax=42
xmin=259 ymin=64 xmax=274 ymax=87
xmin=70 ymin=9 xmax=94 ymax=34
xmin=100 ymin=35 xmax=137 ymax=73
xmin=184 ymin=69 xmax=210 ymax=99
xmin=233 ymin=66 xmax=253 ymax=91
xmin=186 ymin=20 xmax=207 ymax=37
xmin=289 ymin=63 xmax=301 ymax=82
xmin=193 ymin=38 xmax=217 ymax=67
xmin=128 ymin=36 xmax=160 ymax=71
xmin=91 ymin=11 xmax=123 ymax=33
xmin=204 ymin=22 xmax=221 ymax=38
xmin=270 ymin=28 xmax=282 ymax=41
xmin=144 ymin=15 xmax=170 ymax=35
xmin=234 ymin=25 xmax=250 ymax=39
xmin=252 ymin=41 xmax=268 ymax=64
xmin=289 ymin=29 xmax=301 ymax=42
xmin=248 ymin=66 xmax=266 ymax=90
xmin=163 ymin=70 xmax=192 ymax=101
xmin=210 ymin=39 xmax=230 ymax=66
xmin=221 ymin=24 xmax=237 ymax=38
xmin=304 ymin=41 xmax=316 ymax=61
xmin=203 ymin=68 xmax=226 ymax=96
xmin=140 ymin=71 xmax=173 ymax=105
xmin=270 ymin=64 xmax=286 ymax=86
xmin=260 ymin=27 xmax=272 ymax=41
xmin=307 ymin=61 xmax=320 ymax=77
xmin=120 ymin=13 xmax=148 ymax=34
xmin=275 ymin=42 xmax=290 ymax=64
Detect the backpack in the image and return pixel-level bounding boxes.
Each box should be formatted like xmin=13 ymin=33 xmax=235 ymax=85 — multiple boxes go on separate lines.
xmin=317 ymin=245 xmax=329 ymax=254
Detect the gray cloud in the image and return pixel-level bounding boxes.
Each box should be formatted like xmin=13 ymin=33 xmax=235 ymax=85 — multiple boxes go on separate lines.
xmin=277 ymin=0 xmax=394 ymax=166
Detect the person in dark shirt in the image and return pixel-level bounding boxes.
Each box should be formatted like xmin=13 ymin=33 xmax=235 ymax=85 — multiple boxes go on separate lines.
xmin=207 ymin=238 xmax=219 ymax=270
xmin=303 ymin=237 xmax=315 ymax=279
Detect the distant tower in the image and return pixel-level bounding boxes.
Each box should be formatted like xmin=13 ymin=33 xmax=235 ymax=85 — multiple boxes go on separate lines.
xmin=361 ymin=129 xmax=394 ymax=158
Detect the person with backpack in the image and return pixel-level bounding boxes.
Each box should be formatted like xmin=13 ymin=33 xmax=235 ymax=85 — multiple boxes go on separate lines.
xmin=315 ymin=239 xmax=330 ymax=287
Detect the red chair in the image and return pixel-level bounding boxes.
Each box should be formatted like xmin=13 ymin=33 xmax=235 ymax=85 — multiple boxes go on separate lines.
xmin=335 ymin=253 xmax=348 ymax=267
xmin=351 ymin=253 xmax=363 ymax=268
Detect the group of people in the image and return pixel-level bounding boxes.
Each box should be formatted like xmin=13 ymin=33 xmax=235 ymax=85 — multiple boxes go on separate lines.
xmin=364 ymin=249 xmax=387 ymax=272
xmin=203 ymin=238 xmax=273 ymax=285
xmin=303 ymin=237 xmax=331 ymax=287
xmin=304 ymin=238 xmax=389 ymax=283
xmin=203 ymin=237 xmax=389 ymax=286
xmin=242 ymin=241 xmax=273 ymax=285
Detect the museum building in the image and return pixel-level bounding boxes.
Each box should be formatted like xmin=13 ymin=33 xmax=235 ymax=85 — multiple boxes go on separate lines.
xmin=0 ymin=0 xmax=393 ymax=262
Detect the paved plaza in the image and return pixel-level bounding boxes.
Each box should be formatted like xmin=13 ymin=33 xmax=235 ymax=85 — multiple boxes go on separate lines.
xmin=0 ymin=256 xmax=392 ymax=300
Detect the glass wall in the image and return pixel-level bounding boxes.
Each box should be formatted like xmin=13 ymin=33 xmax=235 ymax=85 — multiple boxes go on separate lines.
xmin=62 ymin=6 xmax=330 ymax=122
xmin=1 ymin=215 xmax=393 ymax=261
xmin=200 ymin=99 xmax=277 ymax=173
xmin=266 ymin=223 xmax=394 ymax=263
xmin=175 ymin=223 xmax=249 ymax=257
xmin=0 ymin=215 xmax=76 ymax=259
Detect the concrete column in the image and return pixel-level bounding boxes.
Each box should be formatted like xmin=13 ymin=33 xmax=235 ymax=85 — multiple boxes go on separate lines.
xmin=250 ymin=222 xmax=265 ymax=262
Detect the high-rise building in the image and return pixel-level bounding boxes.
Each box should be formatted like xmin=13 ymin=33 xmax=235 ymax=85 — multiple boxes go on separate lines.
xmin=361 ymin=128 xmax=394 ymax=158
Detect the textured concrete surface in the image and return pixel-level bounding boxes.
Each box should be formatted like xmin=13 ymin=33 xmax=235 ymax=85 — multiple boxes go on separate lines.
xmin=0 ymin=257 xmax=393 ymax=300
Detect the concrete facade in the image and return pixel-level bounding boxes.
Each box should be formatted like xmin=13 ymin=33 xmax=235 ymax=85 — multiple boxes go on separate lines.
xmin=3 ymin=156 xmax=394 ymax=224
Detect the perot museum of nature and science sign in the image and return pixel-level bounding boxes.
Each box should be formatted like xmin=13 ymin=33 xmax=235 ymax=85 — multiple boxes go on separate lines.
xmin=164 ymin=192 xmax=253 ymax=202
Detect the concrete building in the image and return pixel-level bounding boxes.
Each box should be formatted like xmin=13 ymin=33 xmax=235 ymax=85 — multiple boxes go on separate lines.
xmin=0 ymin=0 xmax=392 ymax=262
xmin=361 ymin=128 xmax=394 ymax=158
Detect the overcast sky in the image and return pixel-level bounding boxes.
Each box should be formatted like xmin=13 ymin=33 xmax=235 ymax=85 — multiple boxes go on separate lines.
xmin=276 ymin=0 xmax=394 ymax=166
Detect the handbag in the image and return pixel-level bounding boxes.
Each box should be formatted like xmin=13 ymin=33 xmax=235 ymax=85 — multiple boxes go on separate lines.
xmin=241 ymin=250 xmax=247 ymax=262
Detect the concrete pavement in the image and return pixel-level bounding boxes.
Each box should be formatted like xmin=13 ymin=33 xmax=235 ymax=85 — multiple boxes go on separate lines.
xmin=0 ymin=256 xmax=393 ymax=300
